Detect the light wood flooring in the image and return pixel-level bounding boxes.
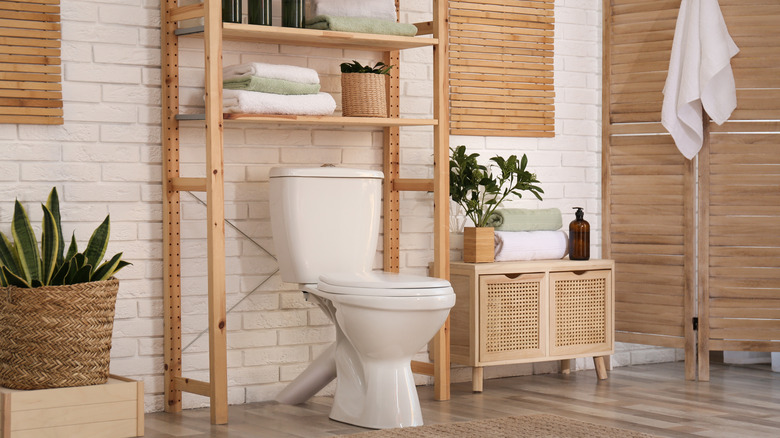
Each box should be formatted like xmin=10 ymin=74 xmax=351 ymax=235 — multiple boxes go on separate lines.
xmin=144 ymin=361 xmax=780 ymax=437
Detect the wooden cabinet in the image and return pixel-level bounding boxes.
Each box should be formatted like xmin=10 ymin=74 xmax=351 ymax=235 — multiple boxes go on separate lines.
xmin=449 ymin=259 xmax=614 ymax=392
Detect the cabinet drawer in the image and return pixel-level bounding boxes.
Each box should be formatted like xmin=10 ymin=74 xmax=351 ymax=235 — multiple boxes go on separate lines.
xmin=479 ymin=273 xmax=547 ymax=363
xmin=549 ymin=269 xmax=612 ymax=357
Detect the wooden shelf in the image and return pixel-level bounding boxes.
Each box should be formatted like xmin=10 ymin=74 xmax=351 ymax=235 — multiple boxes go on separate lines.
xmin=177 ymin=113 xmax=437 ymax=127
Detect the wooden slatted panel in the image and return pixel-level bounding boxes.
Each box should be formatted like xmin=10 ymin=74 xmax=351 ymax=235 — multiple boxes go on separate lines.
xmin=697 ymin=1 xmax=780 ymax=380
xmin=0 ymin=0 xmax=62 ymax=124
xmin=448 ymin=0 xmax=554 ymax=137
xmin=602 ymin=0 xmax=696 ymax=379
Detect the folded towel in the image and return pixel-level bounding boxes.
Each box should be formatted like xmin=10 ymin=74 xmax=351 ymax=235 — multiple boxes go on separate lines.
xmin=223 ymin=62 xmax=320 ymax=85
xmin=306 ymin=15 xmax=418 ymax=37
xmin=486 ymin=208 xmax=563 ymax=232
xmin=222 ymin=89 xmax=336 ymax=115
xmin=494 ymin=230 xmax=569 ymax=262
xmin=312 ymin=0 xmax=397 ymax=21
xmin=223 ymin=76 xmax=321 ymax=95
xmin=661 ymin=0 xmax=739 ymax=160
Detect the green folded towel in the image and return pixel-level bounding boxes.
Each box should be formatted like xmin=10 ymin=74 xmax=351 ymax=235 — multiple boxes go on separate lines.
xmin=223 ymin=76 xmax=321 ymax=95
xmin=486 ymin=208 xmax=563 ymax=232
xmin=305 ymin=15 xmax=418 ymax=37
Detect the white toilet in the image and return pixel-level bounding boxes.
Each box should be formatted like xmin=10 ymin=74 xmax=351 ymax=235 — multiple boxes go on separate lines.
xmin=269 ymin=166 xmax=455 ymax=429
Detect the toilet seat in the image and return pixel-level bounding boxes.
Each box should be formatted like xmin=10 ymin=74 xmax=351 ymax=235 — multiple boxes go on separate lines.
xmin=318 ymin=271 xmax=452 ymax=297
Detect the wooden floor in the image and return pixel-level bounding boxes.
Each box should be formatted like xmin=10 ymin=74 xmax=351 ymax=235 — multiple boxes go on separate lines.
xmin=144 ymin=362 xmax=780 ymax=437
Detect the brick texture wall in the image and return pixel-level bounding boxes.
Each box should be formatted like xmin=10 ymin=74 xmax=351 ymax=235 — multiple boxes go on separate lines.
xmin=0 ymin=0 xmax=678 ymax=412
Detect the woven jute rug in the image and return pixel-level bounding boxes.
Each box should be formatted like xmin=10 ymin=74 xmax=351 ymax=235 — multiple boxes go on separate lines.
xmin=345 ymin=414 xmax=660 ymax=438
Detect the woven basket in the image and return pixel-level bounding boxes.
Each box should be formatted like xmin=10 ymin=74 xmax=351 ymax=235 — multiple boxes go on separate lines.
xmin=0 ymin=278 xmax=119 ymax=390
xmin=341 ymin=73 xmax=388 ymax=117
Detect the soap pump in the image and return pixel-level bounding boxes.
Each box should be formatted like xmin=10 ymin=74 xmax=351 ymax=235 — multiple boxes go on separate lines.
xmin=569 ymin=207 xmax=590 ymax=260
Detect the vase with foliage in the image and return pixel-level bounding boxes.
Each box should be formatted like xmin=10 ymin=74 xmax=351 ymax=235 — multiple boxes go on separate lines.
xmin=449 ymin=145 xmax=544 ymax=262
xmin=340 ymin=60 xmax=394 ymax=117
xmin=0 ymin=187 xmax=130 ymax=389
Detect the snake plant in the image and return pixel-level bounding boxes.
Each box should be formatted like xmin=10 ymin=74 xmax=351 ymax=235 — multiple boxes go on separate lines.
xmin=0 ymin=188 xmax=129 ymax=288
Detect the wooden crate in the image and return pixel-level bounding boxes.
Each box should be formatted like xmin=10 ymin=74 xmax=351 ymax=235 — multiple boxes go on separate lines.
xmin=0 ymin=375 xmax=143 ymax=438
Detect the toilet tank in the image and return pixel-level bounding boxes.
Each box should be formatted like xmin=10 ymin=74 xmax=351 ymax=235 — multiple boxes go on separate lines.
xmin=269 ymin=166 xmax=383 ymax=284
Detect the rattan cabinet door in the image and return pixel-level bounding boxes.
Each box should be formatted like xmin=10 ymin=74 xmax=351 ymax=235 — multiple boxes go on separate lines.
xmin=478 ymin=273 xmax=547 ymax=363
xmin=549 ymin=270 xmax=613 ymax=357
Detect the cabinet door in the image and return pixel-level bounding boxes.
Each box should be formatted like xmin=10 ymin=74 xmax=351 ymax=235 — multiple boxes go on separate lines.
xmin=478 ymin=273 xmax=547 ymax=363
xmin=549 ymin=269 xmax=613 ymax=357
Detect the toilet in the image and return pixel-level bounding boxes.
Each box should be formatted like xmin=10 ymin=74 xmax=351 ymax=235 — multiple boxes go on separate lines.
xmin=268 ymin=166 xmax=455 ymax=429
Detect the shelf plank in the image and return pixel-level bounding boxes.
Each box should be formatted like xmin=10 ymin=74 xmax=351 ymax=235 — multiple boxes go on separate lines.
xmin=220 ymin=22 xmax=437 ymax=51
xmin=179 ymin=113 xmax=437 ymax=126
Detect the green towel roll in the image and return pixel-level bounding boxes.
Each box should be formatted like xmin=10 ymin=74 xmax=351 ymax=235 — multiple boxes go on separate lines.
xmin=486 ymin=208 xmax=563 ymax=232
xmin=223 ymin=76 xmax=321 ymax=95
xmin=305 ymin=15 xmax=418 ymax=37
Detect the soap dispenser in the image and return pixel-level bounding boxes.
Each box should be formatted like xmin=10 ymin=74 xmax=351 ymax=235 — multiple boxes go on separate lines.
xmin=569 ymin=207 xmax=590 ymax=260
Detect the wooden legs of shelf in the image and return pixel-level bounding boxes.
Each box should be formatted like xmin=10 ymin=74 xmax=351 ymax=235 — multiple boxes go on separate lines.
xmin=594 ymin=356 xmax=609 ymax=380
xmin=472 ymin=366 xmax=484 ymax=392
xmin=471 ymin=356 xmax=609 ymax=393
xmin=560 ymin=359 xmax=571 ymax=375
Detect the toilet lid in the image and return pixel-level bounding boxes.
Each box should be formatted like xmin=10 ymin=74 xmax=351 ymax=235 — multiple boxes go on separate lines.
xmin=318 ymin=271 xmax=453 ymax=297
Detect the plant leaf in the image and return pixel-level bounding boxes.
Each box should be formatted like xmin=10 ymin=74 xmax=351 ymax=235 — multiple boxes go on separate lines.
xmin=92 ymin=252 xmax=123 ymax=281
xmin=40 ymin=204 xmax=59 ymax=285
xmin=84 ymin=215 xmax=110 ymax=274
xmin=49 ymin=259 xmax=70 ymax=286
xmin=2 ymin=266 xmax=30 ymax=288
xmin=73 ymin=264 xmax=92 ymax=284
xmin=65 ymin=232 xmax=78 ymax=261
xmin=0 ymin=232 xmax=21 ymax=279
xmin=11 ymin=199 xmax=40 ymax=284
xmin=46 ymin=187 xmax=65 ymax=266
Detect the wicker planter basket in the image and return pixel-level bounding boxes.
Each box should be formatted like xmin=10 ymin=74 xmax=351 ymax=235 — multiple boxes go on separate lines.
xmin=341 ymin=73 xmax=388 ymax=117
xmin=0 ymin=278 xmax=119 ymax=390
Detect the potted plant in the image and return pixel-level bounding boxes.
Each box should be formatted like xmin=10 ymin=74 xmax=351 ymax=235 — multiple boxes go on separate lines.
xmin=340 ymin=60 xmax=393 ymax=117
xmin=0 ymin=187 xmax=129 ymax=390
xmin=449 ymin=145 xmax=544 ymax=263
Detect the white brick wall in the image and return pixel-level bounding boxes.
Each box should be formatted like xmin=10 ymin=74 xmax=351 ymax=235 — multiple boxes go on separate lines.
xmin=0 ymin=0 xmax=677 ymax=413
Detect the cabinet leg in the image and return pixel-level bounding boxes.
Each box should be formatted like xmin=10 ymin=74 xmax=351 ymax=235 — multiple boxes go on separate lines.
xmin=593 ymin=356 xmax=608 ymax=380
xmin=560 ymin=359 xmax=571 ymax=375
xmin=472 ymin=367 xmax=483 ymax=392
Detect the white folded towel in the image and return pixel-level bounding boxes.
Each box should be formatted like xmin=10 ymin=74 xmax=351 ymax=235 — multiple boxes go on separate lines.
xmin=661 ymin=0 xmax=739 ymax=160
xmin=222 ymin=89 xmax=336 ymax=115
xmin=494 ymin=230 xmax=569 ymax=262
xmin=223 ymin=62 xmax=320 ymax=85
xmin=311 ymin=0 xmax=397 ymax=22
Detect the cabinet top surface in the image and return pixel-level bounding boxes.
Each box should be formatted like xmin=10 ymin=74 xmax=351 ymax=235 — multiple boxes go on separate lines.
xmin=450 ymin=259 xmax=615 ymax=274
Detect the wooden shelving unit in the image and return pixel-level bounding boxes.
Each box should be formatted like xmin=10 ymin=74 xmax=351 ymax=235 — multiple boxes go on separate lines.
xmin=160 ymin=0 xmax=450 ymax=425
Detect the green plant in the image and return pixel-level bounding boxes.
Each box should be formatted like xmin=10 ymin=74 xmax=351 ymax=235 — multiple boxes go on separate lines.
xmin=449 ymin=145 xmax=544 ymax=228
xmin=340 ymin=60 xmax=393 ymax=75
xmin=0 ymin=188 xmax=129 ymax=288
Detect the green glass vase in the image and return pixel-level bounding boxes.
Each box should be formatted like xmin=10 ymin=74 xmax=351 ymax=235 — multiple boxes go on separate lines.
xmin=282 ymin=0 xmax=305 ymax=28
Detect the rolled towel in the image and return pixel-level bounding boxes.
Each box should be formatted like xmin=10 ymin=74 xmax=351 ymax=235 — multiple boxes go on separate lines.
xmin=312 ymin=0 xmax=397 ymax=21
xmin=306 ymin=15 xmax=418 ymax=37
xmin=223 ymin=62 xmax=320 ymax=85
xmin=494 ymin=230 xmax=569 ymax=262
xmin=223 ymin=76 xmax=321 ymax=95
xmin=222 ymin=89 xmax=336 ymax=115
xmin=486 ymin=208 xmax=563 ymax=232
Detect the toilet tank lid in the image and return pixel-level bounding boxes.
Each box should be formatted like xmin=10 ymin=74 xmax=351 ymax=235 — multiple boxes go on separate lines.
xmin=318 ymin=271 xmax=453 ymax=296
xmin=270 ymin=166 xmax=383 ymax=179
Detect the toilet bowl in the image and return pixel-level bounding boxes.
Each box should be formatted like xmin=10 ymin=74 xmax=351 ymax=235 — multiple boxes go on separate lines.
xmin=269 ymin=166 xmax=455 ymax=429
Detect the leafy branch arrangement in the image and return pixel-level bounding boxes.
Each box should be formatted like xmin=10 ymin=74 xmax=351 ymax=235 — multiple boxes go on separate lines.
xmin=340 ymin=60 xmax=394 ymax=75
xmin=449 ymin=145 xmax=544 ymax=228
xmin=0 ymin=188 xmax=130 ymax=288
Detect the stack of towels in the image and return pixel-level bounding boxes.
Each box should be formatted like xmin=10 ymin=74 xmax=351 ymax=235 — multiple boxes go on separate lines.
xmin=222 ymin=62 xmax=336 ymax=115
xmin=306 ymin=0 xmax=418 ymax=36
xmin=487 ymin=208 xmax=569 ymax=262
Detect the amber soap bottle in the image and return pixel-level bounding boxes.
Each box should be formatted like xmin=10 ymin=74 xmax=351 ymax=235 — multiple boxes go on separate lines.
xmin=569 ymin=207 xmax=590 ymax=260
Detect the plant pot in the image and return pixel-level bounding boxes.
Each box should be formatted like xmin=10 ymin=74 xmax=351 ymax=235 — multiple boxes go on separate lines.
xmin=341 ymin=73 xmax=388 ymax=117
xmin=463 ymin=227 xmax=495 ymax=263
xmin=0 ymin=279 xmax=119 ymax=390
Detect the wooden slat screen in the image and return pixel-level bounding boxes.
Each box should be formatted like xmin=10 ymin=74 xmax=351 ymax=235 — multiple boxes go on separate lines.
xmin=0 ymin=0 xmax=63 ymax=125
xmin=697 ymin=0 xmax=780 ymax=380
xmin=602 ymin=0 xmax=696 ymax=379
xmin=448 ymin=0 xmax=554 ymax=137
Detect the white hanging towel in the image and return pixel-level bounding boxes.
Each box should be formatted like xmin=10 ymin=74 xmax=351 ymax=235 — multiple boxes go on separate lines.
xmin=661 ymin=0 xmax=739 ymax=160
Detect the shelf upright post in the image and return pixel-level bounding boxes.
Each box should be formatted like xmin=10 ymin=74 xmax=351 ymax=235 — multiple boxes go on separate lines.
xmin=431 ymin=0 xmax=451 ymax=401
xmin=161 ymin=0 xmax=183 ymax=416
xmin=383 ymin=46 xmax=401 ymax=273
xmin=202 ymin=0 xmax=229 ymax=425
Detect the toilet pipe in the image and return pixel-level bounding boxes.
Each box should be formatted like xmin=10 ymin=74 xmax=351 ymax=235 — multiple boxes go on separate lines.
xmin=275 ymin=342 xmax=337 ymax=405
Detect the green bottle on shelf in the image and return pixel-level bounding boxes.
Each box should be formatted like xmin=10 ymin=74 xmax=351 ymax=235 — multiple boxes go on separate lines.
xmin=569 ymin=207 xmax=590 ymax=260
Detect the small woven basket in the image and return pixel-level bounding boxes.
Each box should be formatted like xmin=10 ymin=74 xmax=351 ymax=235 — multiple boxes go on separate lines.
xmin=341 ymin=73 xmax=388 ymax=117
xmin=0 ymin=278 xmax=119 ymax=390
